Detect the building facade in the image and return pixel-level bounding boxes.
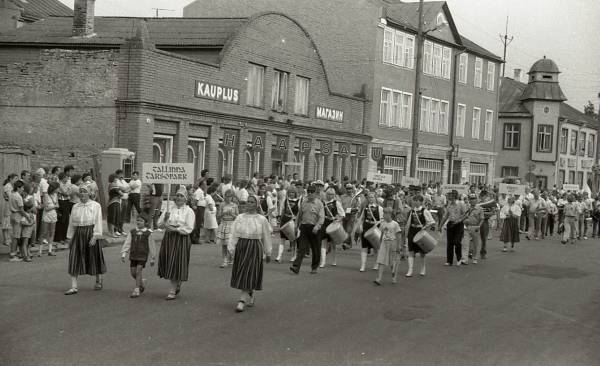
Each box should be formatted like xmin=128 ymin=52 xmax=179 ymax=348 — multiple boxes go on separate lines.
xmin=496 ymin=58 xmax=599 ymax=190
xmin=185 ymin=0 xmax=503 ymax=185
xmin=0 ymin=1 xmax=369 ymax=182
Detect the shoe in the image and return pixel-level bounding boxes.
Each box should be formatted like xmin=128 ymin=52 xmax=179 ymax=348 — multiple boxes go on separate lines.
xmin=37 ymin=252 xmax=42 ymax=257
xmin=472 ymin=259 xmax=478 ymax=264
xmin=373 ymin=280 xmax=382 ymax=286
xmin=9 ymin=256 xmax=23 ymax=262
xmin=319 ymin=263 xmax=325 ymax=268
xmin=290 ymin=256 xmax=296 ymax=262
xmin=42 ymin=239 xmax=48 ymax=245
xmin=166 ymin=292 xmax=177 ymax=301
xmin=391 ymin=276 xmax=397 ymax=284
xmin=235 ymin=301 xmax=245 ymax=312
xmin=94 ymin=280 xmax=103 ymax=290
xmin=140 ymin=279 xmax=147 ymax=293
xmin=64 ymin=288 xmax=78 ymax=295
xmin=289 ymin=266 xmax=299 ymax=274
xmin=359 ymin=267 xmax=365 ymax=272
xmin=247 ymin=294 xmax=255 ymax=307
xmin=114 ymin=232 xmax=121 ymax=237
xmin=502 ymin=247 xmax=507 ymax=252
xmin=48 ymin=252 xmax=56 ymax=256
xmin=275 ymin=258 xmax=281 ymax=263
xmin=310 ymin=269 xmax=318 ymax=274
xmin=332 ymin=262 xmax=337 ymax=266
xmin=583 ymin=236 xmax=588 ymax=240
xmin=175 ymin=283 xmax=181 ymax=295
xmin=24 ymin=257 xmax=32 ymax=262
xmin=444 ymin=262 xmax=451 ymax=266
xmin=130 ymin=288 xmax=140 ymax=298
xmin=561 ymin=240 xmax=567 ymax=245
xmin=219 ymin=262 xmax=227 ymax=268
xmin=405 ymin=272 xmax=413 ymax=277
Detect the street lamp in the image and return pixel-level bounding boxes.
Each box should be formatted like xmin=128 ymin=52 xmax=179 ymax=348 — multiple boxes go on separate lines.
xmin=409 ymin=0 xmax=448 ymax=178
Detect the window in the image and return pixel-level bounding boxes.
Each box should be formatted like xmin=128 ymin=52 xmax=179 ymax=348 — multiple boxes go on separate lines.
xmin=456 ymin=103 xmax=466 ymax=137
xmin=383 ymin=156 xmax=405 ymax=184
xmin=217 ymin=148 xmax=234 ymax=179
xmin=579 ymin=132 xmax=586 ymax=156
xmin=536 ymin=125 xmax=553 ymax=152
xmin=420 ymin=96 xmax=430 ymax=132
xmin=271 ymin=70 xmax=289 ymax=111
xmin=469 ymin=163 xmax=487 ymax=185
xmin=382 ymin=27 xmax=415 ymax=68
xmin=558 ymin=170 xmax=565 ymax=188
xmin=439 ymin=101 xmax=449 ymax=134
xmin=429 ymin=99 xmax=439 ymax=133
xmin=379 ymin=88 xmax=390 ymax=126
xmin=503 ymin=123 xmax=520 ymax=149
xmin=484 ymin=110 xmax=493 ymax=141
xmin=436 ymin=12 xmax=447 ymax=27
xmin=313 ymin=154 xmax=324 ymax=181
xmin=588 ymin=134 xmax=595 ymax=158
xmin=570 ymin=130 xmax=578 ymax=155
xmin=246 ymin=63 xmax=264 ymax=107
xmin=472 ymin=107 xmax=481 ymax=139
xmin=568 ymin=171 xmax=575 ymax=184
xmin=294 ymin=76 xmax=310 ymax=115
xmin=433 ymin=44 xmax=442 ymax=77
xmin=187 ymin=138 xmax=205 ymax=181
xmin=423 ymin=41 xmax=433 ymax=75
xmin=474 ymin=57 xmax=483 ymax=88
xmin=486 ymin=62 xmax=495 ymax=91
xmin=391 ymin=91 xmax=402 ymax=127
xmin=560 ymin=128 xmax=568 ymax=154
xmin=401 ymin=93 xmax=413 ymax=128
xmin=458 ymin=53 xmax=468 ymax=84
xmin=442 ymin=47 xmax=451 ymax=79
xmin=417 ymin=158 xmax=443 ymax=184
xmin=577 ymin=171 xmax=584 ymax=188
xmin=153 ymin=135 xmax=173 ymax=163
xmin=501 ymin=166 xmax=518 ymax=177
xmin=383 ymin=27 xmax=394 ymax=63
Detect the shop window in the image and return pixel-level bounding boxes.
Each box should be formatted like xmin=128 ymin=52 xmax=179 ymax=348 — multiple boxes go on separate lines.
xmin=153 ymin=134 xmax=173 ymax=163
xmin=271 ymin=70 xmax=289 ymax=112
xmin=247 ymin=63 xmax=265 ymax=107
xmin=350 ymin=156 xmax=360 ymax=181
xmin=294 ymin=76 xmax=310 ymax=115
xmin=501 ymin=166 xmax=518 ymax=177
xmin=577 ymin=172 xmax=584 ymax=188
xmin=558 ymin=170 xmax=565 ymax=188
xmin=217 ymin=148 xmax=234 ymax=181
xmin=313 ymin=154 xmax=324 ymax=181
xmin=469 ymin=163 xmax=487 ymax=185
xmin=383 ymin=156 xmax=405 ymax=184
xmin=187 ymin=138 xmax=205 ymax=183
xmin=568 ymin=171 xmax=575 ymax=184
xmin=536 ymin=176 xmax=548 ymax=190
xmin=559 ymin=128 xmax=568 ymax=154
xmin=503 ymin=123 xmax=520 ymax=149
xmin=417 ymin=158 xmax=442 ymax=185
xmin=536 ymin=125 xmax=553 ymax=152
xmin=332 ymin=155 xmax=345 ymax=181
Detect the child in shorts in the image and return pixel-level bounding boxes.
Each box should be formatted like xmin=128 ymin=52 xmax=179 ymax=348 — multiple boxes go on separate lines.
xmin=121 ymin=215 xmax=156 ymax=298
xmin=20 ymin=201 xmax=36 ymax=262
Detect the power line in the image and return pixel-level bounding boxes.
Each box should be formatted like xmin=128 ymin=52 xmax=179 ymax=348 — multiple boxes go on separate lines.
xmin=499 ymin=16 xmax=513 ymax=77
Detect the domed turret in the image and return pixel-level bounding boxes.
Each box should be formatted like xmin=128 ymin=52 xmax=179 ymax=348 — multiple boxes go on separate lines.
xmin=528 ymin=57 xmax=560 ymax=74
xmin=520 ymin=56 xmax=566 ymax=102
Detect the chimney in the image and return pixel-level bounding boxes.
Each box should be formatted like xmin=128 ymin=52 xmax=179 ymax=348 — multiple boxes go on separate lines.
xmin=72 ymin=0 xmax=95 ymax=37
xmin=513 ymin=68 xmax=522 ymax=82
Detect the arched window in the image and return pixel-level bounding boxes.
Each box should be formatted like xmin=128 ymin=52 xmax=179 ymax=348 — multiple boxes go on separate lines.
xmin=217 ymin=148 xmax=225 ymax=181
xmin=436 ymin=12 xmax=447 ymax=27
xmin=152 ymin=143 xmax=163 ymax=163
xmin=245 ymin=150 xmax=253 ymax=180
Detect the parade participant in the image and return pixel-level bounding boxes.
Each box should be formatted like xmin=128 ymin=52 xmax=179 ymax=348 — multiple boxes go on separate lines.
xmin=394 ymin=192 xmax=411 ymax=259
xmin=107 ymin=174 xmax=121 ymax=237
xmin=258 ymin=183 xmax=279 ymax=254
xmin=39 ymin=181 xmax=60 ymax=256
xmin=528 ymin=190 xmax=547 ymax=240
xmin=405 ymin=194 xmax=435 ymax=277
xmin=2 ymin=174 xmax=18 ymax=247
xmin=220 ymin=176 xmax=234 ymax=197
xmin=191 ymin=180 xmax=207 ymax=244
xmin=121 ymin=215 xmax=156 ymax=298
xmin=217 ymin=189 xmax=239 ymax=268
xmin=520 ymin=187 xmax=533 ymax=233
xmin=581 ymin=192 xmax=593 ymax=239
xmin=479 ymin=190 xmax=496 ymax=260
xmin=203 ymin=183 xmax=219 ymax=245
xmin=432 ymin=187 xmax=446 ymax=231
xmin=8 ymin=181 xmax=26 ymax=262
xmin=228 ymin=195 xmax=272 ymax=312
xmin=357 ymin=191 xmax=383 ymax=272
xmin=546 ymin=196 xmax=558 ymax=237
xmin=562 ymin=194 xmax=578 ymax=245
xmin=278 ymin=186 xmax=300 ymax=263
xmin=340 ymin=184 xmax=361 ymax=249
xmin=128 ymin=171 xmax=142 ymax=219
xmin=442 ymin=190 xmax=467 ymax=266
xmin=146 ymin=183 xmax=163 ymax=230
xmin=313 ymin=180 xmax=326 ymax=202
xmin=48 ymin=166 xmax=60 ymax=183
xmin=319 ymin=187 xmax=345 ymax=267
xmin=64 ymin=186 xmax=106 ymax=295
xmin=157 ymin=187 xmax=195 ymax=300
xmin=373 ymin=207 xmax=402 ymax=285
xmin=290 ymin=185 xmax=324 ymax=274
xmin=235 ymin=179 xmax=249 ymax=205
xmin=462 ymin=194 xmax=484 ymax=265
xmin=500 ymin=196 xmax=521 ymax=252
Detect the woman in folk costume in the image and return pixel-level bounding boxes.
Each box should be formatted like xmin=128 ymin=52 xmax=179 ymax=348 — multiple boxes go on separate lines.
xmin=404 ymin=194 xmax=435 ymax=277
xmin=258 ymin=183 xmax=279 ymax=257
xmin=357 ymin=191 xmax=384 ymax=272
xmin=228 ymin=195 xmax=272 ymax=313
xmin=157 ymin=187 xmax=195 ymax=300
xmin=64 ymin=185 xmax=106 ymax=295
xmin=278 ymin=186 xmax=300 ymax=263
xmin=319 ymin=186 xmax=345 ymax=267
xmin=499 ymin=196 xmax=521 ymax=252
xmin=216 ymin=189 xmax=239 ymax=268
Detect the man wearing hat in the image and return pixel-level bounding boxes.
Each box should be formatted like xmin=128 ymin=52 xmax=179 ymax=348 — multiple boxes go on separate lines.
xmin=340 ymin=183 xmax=361 ymax=249
xmin=442 ymin=190 xmax=467 ymax=266
xmin=461 ymin=194 xmax=484 ymax=264
xmin=290 ymin=185 xmax=324 ymax=274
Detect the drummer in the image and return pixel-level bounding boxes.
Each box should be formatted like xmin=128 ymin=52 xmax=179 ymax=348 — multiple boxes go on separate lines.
xmin=405 ymin=194 xmax=435 ymax=277
xmin=462 ymin=194 xmax=485 ymax=265
xmin=357 ymin=191 xmax=383 ymax=272
xmin=340 ymin=183 xmax=360 ymax=250
xmin=320 ymin=187 xmax=345 ymax=267
xmin=278 ymin=186 xmax=300 ymax=263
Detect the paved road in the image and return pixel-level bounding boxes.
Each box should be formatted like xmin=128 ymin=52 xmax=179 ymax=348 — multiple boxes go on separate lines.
xmin=1 ymin=234 xmax=599 ymax=366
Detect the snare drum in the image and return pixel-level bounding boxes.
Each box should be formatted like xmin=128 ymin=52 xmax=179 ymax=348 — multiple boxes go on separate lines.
xmin=364 ymin=226 xmax=381 ymax=250
xmin=280 ymin=220 xmax=296 ymax=241
xmin=326 ymin=221 xmax=347 ymax=244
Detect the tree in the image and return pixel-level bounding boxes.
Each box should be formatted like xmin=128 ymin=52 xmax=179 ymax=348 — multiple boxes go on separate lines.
xmin=584 ymin=101 xmax=598 ymax=119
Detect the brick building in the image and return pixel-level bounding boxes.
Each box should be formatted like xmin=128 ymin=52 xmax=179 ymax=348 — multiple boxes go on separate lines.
xmin=0 ymin=1 xmax=369 ymax=182
xmin=184 ymin=0 xmax=503 ymax=185
xmin=497 ymin=59 xmax=600 ymax=190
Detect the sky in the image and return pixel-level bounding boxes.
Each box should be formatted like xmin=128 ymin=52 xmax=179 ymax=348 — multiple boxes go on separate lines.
xmin=56 ymin=0 xmax=600 ymax=112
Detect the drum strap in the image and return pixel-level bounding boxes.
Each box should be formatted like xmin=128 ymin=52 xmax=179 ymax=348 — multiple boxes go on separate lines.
xmin=324 ymin=201 xmax=335 ymax=220
xmin=286 ymin=199 xmax=298 ymax=223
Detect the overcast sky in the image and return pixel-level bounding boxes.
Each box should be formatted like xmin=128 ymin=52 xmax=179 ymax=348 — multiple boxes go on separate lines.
xmin=57 ymin=0 xmax=600 ymax=112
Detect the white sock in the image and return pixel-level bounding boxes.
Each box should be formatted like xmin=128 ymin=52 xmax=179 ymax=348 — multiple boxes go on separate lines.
xmin=320 ymin=248 xmax=327 ymax=267
xmin=360 ymin=250 xmax=367 ymax=271
xmin=406 ymin=257 xmax=414 ymax=276
xmin=277 ymin=244 xmax=284 ymax=260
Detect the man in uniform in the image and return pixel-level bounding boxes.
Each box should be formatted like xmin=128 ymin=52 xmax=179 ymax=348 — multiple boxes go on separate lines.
xmin=290 ymin=185 xmax=324 ymax=274
xmin=462 ymin=194 xmax=484 ymax=264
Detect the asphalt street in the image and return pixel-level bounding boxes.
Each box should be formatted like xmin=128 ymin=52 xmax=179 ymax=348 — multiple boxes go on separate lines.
xmin=1 ymin=233 xmax=599 ymax=366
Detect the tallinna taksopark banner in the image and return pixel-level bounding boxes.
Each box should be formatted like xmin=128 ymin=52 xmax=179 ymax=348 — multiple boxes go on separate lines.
xmin=142 ymin=163 xmax=195 ymax=185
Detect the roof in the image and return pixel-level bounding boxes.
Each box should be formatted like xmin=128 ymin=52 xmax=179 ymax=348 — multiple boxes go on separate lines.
xmin=529 ymin=57 xmax=560 ymax=74
xmin=499 ymin=77 xmax=531 ymax=115
xmin=10 ymin=0 xmax=72 ymax=20
xmin=460 ymin=35 xmax=502 ymax=62
xmin=559 ymin=103 xmax=600 ymax=128
xmin=0 ymin=16 xmax=247 ymax=46
xmin=520 ymin=81 xmax=567 ymax=102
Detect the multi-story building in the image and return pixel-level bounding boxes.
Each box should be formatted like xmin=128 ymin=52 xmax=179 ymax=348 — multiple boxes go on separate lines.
xmin=497 ymin=58 xmax=599 ymax=190
xmin=185 ymin=0 xmax=503 ymax=184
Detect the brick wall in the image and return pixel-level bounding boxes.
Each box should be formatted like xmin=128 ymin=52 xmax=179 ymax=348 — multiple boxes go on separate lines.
xmin=0 ymin=48 xmax=119 ymax=171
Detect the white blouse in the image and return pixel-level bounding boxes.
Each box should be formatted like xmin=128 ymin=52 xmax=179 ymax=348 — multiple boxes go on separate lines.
xmin=500 ymin=204 xmax=522 ymax=219
xmin=67 ymin=200 xmax=103 ymax=238
xmin=228 ymin=213 xmax=272 ymax=255
xmin=158 ymin=204 xmax=195 ymax=235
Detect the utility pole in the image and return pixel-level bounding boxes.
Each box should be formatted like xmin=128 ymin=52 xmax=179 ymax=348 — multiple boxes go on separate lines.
xmin=499 ymin=16 xmax=514 ymax=77
xmin=409 ymin=0 xmax=425 ymax=178
xmin=152 ymin=8 xmax=174 ymax=18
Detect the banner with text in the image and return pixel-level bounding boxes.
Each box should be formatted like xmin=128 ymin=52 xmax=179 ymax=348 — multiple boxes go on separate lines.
xmin=142 ymin=163 xmax=195 ymax=185
xmin=401 ymin=176 xmax=420 ymax=186
xmin=498 ymin=183 xmax=527 ymax=196
xmin=562 ymin=184 xmax=580 ymax=192
xmin=441 ymin=184 xmax=469 ymax=195
xmin=367 ymin=172 xmax=392 ymax=185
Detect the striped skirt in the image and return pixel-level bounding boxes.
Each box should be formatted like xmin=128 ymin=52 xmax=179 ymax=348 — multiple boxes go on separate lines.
xmin=157 ymin=231 xmax=192 ymax=282
xmin=500 ymin=216 xmax=520 ymax=243
xmin=68 ymin=225 xmax=106 ymax=276
xmin=230 ymin=238 xmax=263 ymax=291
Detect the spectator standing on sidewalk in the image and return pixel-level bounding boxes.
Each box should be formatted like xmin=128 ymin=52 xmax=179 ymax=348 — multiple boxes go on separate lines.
xmin=128 ymin=171 xmax=142 ymax=220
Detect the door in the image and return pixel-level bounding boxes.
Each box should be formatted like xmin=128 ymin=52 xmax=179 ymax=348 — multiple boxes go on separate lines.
xmin=452 ymin=160 xmax=462 ymax=184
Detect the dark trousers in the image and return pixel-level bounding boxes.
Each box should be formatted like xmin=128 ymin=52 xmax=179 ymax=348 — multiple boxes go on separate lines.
xmin=520 ymin=206 xmax=529 ymax=231
xmin=546 ymin=214 xmax=555 ymax=236
xmin=143 ymin=196 xmax=162 ymax=230
xmin=36 ymin=207 xmax=44 ymax=242
xmin=54 ymin=200 xmax=73 ymax=242
xmin=128 ymin=193 xmax=142 ymax=218
xmin=480 ymin=219 xmax=489 ymax=258
xmin=446 ymin=223 xmax=463 ymax=264
xmin=292 ymin=224 xmax=320 ymax=271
